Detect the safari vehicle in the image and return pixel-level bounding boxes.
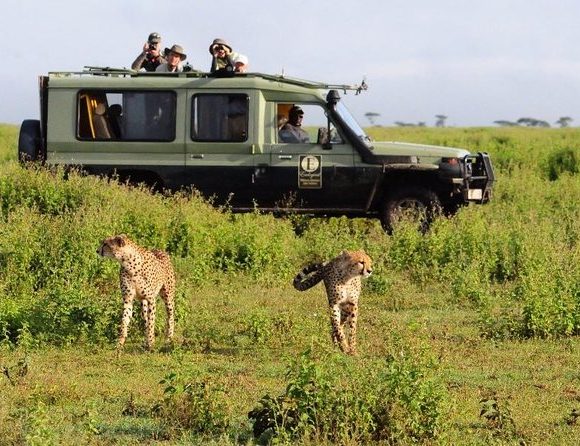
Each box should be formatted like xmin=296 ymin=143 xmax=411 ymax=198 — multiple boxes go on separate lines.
xmin=18 ymin=67 xmax=495 ymax=232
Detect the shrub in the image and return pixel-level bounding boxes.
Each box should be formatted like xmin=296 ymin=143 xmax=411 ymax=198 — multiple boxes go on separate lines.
xmin=248 ymin=344 xmax=446 ymax=444
xmin=154 ymin=372 xmax=230 ymax=436
xmin=544 ymin=147 xmax=579 ymax=181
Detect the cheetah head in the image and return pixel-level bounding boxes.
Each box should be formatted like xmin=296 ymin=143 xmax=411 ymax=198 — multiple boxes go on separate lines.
xmin=97 ymin=234 xmax=131 ymax=261
xmin=340 ymin=250 xmax=373 ymax=279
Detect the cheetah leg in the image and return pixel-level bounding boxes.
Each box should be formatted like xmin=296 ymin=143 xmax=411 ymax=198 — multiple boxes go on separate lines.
xmin=145 ymin=298 xmax=157 ymax=350
xmin=160 ymin=285 xmax=175 ymax=341
xmin=330 ymin=305 xmax=348 ymax=353
xmin=118 ymin=290 xmax=135 ymax=349
xmin=141 ymin=299 xmax=150 ymax=349
xmin=346 ymin=306 xmax=358 ymax=356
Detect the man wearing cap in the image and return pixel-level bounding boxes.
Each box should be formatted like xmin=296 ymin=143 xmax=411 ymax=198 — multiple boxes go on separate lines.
xmin=156 ymin=45 xmax=187 ymax=72
xmin=209 ymin=38 xmax=248 ymax=73
xmin=131 ymin=32 xmax=165 ymax=72
xmin=279 ymin=106 xmax=310 ymax=143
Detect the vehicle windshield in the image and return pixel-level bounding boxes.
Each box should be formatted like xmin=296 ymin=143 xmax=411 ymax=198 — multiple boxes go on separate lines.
xmin=336 ymin=102 xmax=372 ymax=147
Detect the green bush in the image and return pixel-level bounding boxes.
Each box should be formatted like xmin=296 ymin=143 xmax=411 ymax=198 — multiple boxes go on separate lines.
xmin=155 ymin=372 xmax=230 ymax=436
xmin=248 ymin=344 xmax=446 ymax=444
xmin=544 ymin=147 xmax=579 ymax=181
xmin=1 ymin=125 xmax=579 ymax=346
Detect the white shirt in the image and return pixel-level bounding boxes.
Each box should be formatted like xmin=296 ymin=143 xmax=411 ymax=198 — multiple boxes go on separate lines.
xmin=155 ymin=63 xmax=183 ymax=73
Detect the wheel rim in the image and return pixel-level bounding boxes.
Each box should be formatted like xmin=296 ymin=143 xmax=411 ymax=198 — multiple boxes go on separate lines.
xmin=392 ymin=198 xmax=428 ymax=223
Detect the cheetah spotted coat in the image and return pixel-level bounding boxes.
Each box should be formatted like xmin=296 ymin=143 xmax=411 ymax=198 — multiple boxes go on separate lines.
xmin=97 ymin=234 xmax=175 ymax=350
xmin=293 ymin=250 xmax=372 ymax=355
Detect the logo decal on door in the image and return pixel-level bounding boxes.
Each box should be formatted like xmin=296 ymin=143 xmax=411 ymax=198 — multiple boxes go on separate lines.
xmin=298 ymin=154 xmax=322 ymax=189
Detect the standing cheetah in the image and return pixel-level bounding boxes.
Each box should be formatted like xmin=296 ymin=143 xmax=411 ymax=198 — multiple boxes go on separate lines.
xmin=293 ymin=250 xmax=372 ymax=355
xmin=97 ymin=234 xmax=175 ymax=350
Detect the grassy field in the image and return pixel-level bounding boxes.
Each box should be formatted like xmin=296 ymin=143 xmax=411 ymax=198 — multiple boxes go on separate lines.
xmin=0 ymin=123 xmax=578 ymax=445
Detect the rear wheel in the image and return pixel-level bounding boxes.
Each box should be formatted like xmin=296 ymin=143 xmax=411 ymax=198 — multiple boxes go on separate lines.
xmin=18 ymin=119 xmax=43 ymax=162
xmin=380 ymin=186 xmax=442 ymax=234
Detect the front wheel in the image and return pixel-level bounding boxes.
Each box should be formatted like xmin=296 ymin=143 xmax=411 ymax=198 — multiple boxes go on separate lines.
xmin=380 ymin=186 xmax=442 ymax=234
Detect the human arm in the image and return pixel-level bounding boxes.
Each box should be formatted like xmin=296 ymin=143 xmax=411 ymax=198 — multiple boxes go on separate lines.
xmin=131 ymin=43 xmax=149 ymax=70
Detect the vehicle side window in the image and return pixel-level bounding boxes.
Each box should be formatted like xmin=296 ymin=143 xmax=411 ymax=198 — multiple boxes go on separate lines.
xmin=276 ymin=103 xmax=343 ymax=144
xmin=191 ymin=94 xmax=249 ymax=142
xmin=77 ymin=90 xmax=176 ymax=141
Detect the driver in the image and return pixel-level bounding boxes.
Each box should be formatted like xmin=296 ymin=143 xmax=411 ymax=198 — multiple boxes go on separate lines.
xmin=279 ymin=105 xmax=310 ymax=143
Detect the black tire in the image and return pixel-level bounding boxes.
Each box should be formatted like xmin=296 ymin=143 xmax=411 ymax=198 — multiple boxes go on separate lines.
xmin=18 ymin=119 xmax=42 ymax=162
xmin=380 ymin=186 xmax=442 ymax=234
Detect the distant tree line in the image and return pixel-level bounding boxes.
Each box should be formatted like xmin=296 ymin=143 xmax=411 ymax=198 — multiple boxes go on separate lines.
xmin=394 ymin=115 xmax=446 ymax=128
xmin=494 ymin=117 xmax=573 ymax=128
xmin=365 ymin=111 xmax=574 ymax=128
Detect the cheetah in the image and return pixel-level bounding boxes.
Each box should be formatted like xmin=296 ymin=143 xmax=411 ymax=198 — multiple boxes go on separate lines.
xmin=293 ymin=250 xmax=372 ymax=355
xmin=97 ymin=234 xmax=176 ymax=350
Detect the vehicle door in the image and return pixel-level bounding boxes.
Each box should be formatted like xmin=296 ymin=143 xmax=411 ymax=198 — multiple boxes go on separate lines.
xmin=263 ymin=102 xmax=359 ymax=210
xmin=185 ymin=91 xmax=257 ymax=206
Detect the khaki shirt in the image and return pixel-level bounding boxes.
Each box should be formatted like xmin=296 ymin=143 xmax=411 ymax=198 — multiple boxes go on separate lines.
xmin=279 ymin=123 xmax=310 ymax=143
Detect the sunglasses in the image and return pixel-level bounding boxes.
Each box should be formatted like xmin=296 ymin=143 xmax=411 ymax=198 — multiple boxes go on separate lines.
xmin=214 ymin=45 xmax=224 ymax=51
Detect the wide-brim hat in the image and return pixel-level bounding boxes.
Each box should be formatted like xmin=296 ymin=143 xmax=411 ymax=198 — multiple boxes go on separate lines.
xmin=164 ymin=44 xmax=187 ymax=61
xmin=208 ymin=38 xmax=233 ymax=54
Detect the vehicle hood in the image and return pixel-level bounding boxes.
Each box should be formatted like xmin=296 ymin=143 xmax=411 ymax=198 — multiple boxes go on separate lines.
xmin=370 ymin=141 xmax=470 ymax=159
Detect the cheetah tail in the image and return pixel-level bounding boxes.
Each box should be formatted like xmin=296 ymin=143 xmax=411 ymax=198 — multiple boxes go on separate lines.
xmin=292 ymin=263 xmax=324 ymax=291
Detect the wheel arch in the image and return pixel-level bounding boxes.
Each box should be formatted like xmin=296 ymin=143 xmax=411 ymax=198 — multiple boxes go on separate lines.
xmin=378 ymin=178 xmax=444 ymax=234
xmin=369 ymin=170 xmax=444 ymax=212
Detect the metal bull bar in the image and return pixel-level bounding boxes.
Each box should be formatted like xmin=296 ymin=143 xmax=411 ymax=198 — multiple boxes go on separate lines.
xmin=462 ymin=152 xmax=496 ymax=203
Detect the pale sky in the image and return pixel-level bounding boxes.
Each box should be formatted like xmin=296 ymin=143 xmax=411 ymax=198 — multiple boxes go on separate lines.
xmin=3 ymin=0 xmax=580 ymax=127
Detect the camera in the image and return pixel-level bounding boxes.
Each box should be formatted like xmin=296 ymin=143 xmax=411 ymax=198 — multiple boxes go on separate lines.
xmin=148 ymin=43 xmax=156 ymax=51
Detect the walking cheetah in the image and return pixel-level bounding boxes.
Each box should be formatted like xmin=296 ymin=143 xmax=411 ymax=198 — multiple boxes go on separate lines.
xmin=293 ymin=250 xmax=372 ymax=355
xmin=97 ymin=234 xmax=175 ymax=350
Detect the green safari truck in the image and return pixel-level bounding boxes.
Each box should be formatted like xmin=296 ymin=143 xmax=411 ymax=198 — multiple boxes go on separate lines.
xmin=18 ymin=67 xmax=495 ymax=232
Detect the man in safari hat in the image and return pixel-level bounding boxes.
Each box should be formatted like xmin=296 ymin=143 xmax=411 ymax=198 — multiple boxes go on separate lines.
xmin=156 ymin=44 xmax=187 ymax=72
xmin=131 ymin=32 xmax=165 ymax=72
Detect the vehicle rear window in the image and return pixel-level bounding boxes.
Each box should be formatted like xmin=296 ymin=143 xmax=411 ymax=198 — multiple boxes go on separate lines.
xmin=77 ymin=90 xmax=176 ymax=141
xmin=191 ymin=94 xmax=249 ymax=142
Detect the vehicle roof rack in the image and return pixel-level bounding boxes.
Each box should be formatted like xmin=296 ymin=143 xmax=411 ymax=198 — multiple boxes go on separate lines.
xmin=46 ymin=66 xmax=368 ymax=94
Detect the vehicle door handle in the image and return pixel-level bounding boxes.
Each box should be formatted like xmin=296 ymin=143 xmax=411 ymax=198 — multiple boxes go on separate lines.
xmin=278 ymin=155 xmax=292 ymax=160
xmin=190 ymin=154 xmax=204 ymax=159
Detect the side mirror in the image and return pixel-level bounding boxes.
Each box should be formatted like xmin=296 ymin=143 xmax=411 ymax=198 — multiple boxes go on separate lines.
xmin=317 ymin=127 xmax=331 ymax=149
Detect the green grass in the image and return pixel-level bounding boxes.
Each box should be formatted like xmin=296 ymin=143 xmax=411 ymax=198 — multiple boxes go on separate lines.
xmin=0 ymin=124 xmax=579 ymax=444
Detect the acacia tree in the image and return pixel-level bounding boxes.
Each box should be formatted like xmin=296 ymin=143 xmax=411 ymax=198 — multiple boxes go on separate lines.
xmin=494 ymin=120 xmax=519 ymax=127
xmin=556 ymin=117 xmax=573 ymax=128
xmin=435 ymin=115 xmax=448 ymax=127
xmin=364 ymin=112 xmax=381 ymax=126
xmin=517 ymin=117 xmax=550 ymax=128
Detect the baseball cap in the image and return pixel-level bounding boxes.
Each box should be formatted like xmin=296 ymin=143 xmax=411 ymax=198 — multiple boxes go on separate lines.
xmin=290 ymin=105 xmax=304 ymax=115
xmin=148 ymin=32 xmax=161 ymax=43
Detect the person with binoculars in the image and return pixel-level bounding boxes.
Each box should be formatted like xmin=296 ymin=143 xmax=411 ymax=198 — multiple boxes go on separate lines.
xmin=209 ymin=38 xmax=248 ymax=74
xmin=131 ymin=32 xmax=165 ymax=72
